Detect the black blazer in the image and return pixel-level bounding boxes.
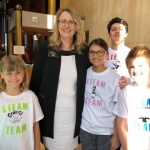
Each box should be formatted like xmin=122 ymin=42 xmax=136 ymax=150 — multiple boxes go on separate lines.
xmin=30 ymin=41 xmax=89 ymax=138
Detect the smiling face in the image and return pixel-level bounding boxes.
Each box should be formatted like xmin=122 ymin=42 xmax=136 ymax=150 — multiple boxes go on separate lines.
xmin=127 ymin=57 xmax=150 ymax=87
xmin=58 ymin=11 xmax=76 ymax=40
xmin=1 ymin=69 xmax=25 ymax=92
xmin=89 ymin=44 xmax=108 ymax=72
xmin=109 ymin=23 xmax=128 ymax=45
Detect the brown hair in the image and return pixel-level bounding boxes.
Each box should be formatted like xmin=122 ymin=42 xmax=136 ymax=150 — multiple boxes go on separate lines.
xmin=126 ymin=45 xmax=150 ymax=68
xmin=107 ymin=17 xmax=128 ymax=33
xmin=88 ymin=38 xmax=108 ymax=52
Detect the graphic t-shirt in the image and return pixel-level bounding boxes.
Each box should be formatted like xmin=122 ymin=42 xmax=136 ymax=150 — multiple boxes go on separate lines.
xmin=81 ymin=67 xmax=121 ymax=135
xmin=0 ymin=90 xmax=44 ymax=150
xmin=114 ymin=85 xmax=150 ymax=150
xmin=105 ymin=46 xmax=130 ymax=77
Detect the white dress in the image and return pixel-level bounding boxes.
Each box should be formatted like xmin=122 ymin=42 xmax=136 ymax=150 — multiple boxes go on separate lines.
xmin=43 ymin=54 xmax=78 ymax=150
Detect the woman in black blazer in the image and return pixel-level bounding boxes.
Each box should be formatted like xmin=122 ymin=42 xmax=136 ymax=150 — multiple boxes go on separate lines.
xmin=30 ymin=7 xmax=90 ymax=150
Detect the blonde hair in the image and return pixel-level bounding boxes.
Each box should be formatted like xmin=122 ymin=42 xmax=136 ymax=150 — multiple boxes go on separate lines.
xmin=0 ymin=55 xmax=29 ymax=92
xmin=49 ymin=7 xmax=85 ymax=53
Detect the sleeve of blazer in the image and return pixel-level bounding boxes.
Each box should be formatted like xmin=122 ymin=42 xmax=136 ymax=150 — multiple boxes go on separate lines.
xmin=29 ymin=40 xmax=48 ymax=96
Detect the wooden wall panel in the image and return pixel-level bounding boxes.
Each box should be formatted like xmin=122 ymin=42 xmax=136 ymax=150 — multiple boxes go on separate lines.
xmin=60 ymin=0 xmax=71 ymax=8
xmin=61 ymin=0 xmax=150 ymax=48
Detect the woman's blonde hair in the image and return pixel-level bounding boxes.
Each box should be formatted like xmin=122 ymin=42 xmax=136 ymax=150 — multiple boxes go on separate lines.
xmin=0 ymin=55 xmax=29 ymax=92
xmin=49 ymin=7 xmax=85 ymax=53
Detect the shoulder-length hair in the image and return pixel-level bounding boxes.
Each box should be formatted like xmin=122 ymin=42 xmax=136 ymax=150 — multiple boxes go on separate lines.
xmin=0 ymin=55 xmax=29 ymax=92
xmin=49 ymin=7 xmax=85 ymax=53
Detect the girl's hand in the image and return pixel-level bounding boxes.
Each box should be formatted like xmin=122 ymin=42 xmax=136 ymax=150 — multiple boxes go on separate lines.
xmin=118 ymin=76 xmax=127 ymax=89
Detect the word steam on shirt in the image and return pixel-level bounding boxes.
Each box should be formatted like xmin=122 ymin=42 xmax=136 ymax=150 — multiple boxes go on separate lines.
xmin=1 ymin=102 xmax=28 ymax=135
xmin=84 ymin=97 xmax=103 ymax=107
xmin=86 ymin=79 xmax=106 ymax=88
xmin=106 ymin=54 xmax=117 ymax=60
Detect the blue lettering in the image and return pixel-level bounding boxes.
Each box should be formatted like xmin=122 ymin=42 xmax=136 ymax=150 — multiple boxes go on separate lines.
xmin=146 ymin=98 xmax=150 ymax=106
xmin=143 ymin=123 xmax=148 ymax=131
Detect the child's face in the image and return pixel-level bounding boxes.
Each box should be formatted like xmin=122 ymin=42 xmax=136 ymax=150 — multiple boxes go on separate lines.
xmin=0 ymin=69 xmax=25 ymax=90
xmin=89 ymin=44 xmax=107 ymax=68
xmin=128 ymin=57 xmax=150 ymax=86
xmin=109 ymin=23 xmax=128 ymax=45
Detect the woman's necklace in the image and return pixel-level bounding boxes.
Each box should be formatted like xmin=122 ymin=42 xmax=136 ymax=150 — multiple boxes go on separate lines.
xmin=60 ymin=44 xmax=73 ymax=51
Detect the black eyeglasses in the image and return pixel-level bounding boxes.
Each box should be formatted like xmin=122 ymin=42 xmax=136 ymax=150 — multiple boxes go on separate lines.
xmin=58 ymin=19 xmax=76 ymax=26
xmin=89 ymin=50 xmax=107 ymax=57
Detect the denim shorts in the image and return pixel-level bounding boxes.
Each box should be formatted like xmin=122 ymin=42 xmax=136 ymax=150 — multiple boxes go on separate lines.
xmin=80 ymin=128 xmax=112 ymax=150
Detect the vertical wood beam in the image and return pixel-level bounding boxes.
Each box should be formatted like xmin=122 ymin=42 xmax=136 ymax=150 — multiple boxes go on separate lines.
xmin=8 ymin=31 xmax=13 ymax=55
xmin=48 ymin=0 xmax=56 ymax=14
xmin=15 ymin=5 xmax=22 ymax=46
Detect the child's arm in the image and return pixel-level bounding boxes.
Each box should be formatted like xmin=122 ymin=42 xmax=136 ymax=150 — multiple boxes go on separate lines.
xmin=111 ymin=118 xmax=120 ymax=150
xmin=34 ymin=122 xmax=41 ymax=150
xmin=117 ymin=116 xmax=128 ymax=150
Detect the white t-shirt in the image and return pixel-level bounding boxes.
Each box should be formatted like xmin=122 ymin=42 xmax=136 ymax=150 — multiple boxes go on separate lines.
xmin=81 ymin=67 xmax=121 ymax=135
xmin=105 ymin=46 xmax=130 ymax=77
xmin=114 ymin=85 xmax=150 ymax=150
xmin=0 ymin=90 xmax=44 ymax=150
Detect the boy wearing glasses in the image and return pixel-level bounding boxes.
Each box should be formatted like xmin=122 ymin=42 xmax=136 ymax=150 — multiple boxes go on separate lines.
xmin=80 ymin=38 xmax=121 ymax=150
xmin=105 ymin=17 xmax=130 ymax=77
